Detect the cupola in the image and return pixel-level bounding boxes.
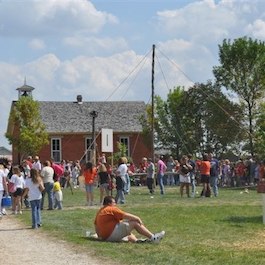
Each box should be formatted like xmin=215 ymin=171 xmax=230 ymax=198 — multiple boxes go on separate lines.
xmin=16 ymin=78 xmax=35 ymax=99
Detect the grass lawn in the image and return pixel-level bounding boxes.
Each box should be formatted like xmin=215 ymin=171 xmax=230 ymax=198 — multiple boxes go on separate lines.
xmin=18 ymin=185 xmax=265 ymax=265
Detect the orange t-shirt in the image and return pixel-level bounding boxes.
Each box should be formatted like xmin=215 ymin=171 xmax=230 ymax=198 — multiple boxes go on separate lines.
xmin=200 ymin=161 xmax=211 ymax=175
xmin=94 ymin=205 xmax=125 ymax=239
xmin=84 ymin=167 xmax=97 ymax=184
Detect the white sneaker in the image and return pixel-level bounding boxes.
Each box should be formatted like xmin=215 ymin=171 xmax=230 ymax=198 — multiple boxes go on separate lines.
xmin=151 ymin=231 xmax=165 ymax=243
xmin=1 ymin=209 xmax=7 ymax=215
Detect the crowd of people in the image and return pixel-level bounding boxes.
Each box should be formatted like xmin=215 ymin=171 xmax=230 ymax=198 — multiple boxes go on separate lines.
xmin=125 ymin=153 xmax=265 ymax=198
xmin=1 ymin=153 xmax=265 ymax=225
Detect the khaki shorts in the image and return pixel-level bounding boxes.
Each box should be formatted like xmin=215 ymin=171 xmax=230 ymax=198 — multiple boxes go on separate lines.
xmin=106 ymin=222 xmax=131 ymax=242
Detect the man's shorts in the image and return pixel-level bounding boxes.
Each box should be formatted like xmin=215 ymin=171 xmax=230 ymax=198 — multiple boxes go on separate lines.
xmin=106 ymin=222 xmax=131 ymax=242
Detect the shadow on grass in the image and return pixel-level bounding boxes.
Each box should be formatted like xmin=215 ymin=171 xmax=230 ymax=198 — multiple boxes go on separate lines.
xmin=222 ymin=215 xmax=262 ymax=225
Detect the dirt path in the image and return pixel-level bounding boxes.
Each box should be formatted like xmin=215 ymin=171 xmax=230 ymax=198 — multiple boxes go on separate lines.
xmin=0 ymin=214 xmax=108 ymax=265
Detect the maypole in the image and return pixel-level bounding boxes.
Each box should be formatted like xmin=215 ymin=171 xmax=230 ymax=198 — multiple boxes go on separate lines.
xmin=151 ymin=44 xmax=155 ymax=163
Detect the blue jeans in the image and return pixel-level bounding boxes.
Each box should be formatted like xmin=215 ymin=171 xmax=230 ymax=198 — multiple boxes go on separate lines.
xmin=41 ymin=182 xmax=54 ymax=210
xmin=190 ymin=173 xmax=196 ymax=195
xmin=157 ymin=173 xmax=165 ymax=195
xmin=124 ymin=173 xmax=131 ymax=194
xmin=210 ymin=176 xmax=218 ymax=196
xmin=115 ymin=189 xmax=125 ymax=204
xmin=30 ymin=199 xmax=41 ymax=228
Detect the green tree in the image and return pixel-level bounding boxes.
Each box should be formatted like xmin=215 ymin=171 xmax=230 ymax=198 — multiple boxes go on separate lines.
xmin=150 ymin=82 xmax=244 ymax=158
xmin=5 ymin=96 xmax=49 ymax=161
xmin=107 ymin=141 xmax=131 ymax=166
xmin=186 ymin=82 xmax=245 ymax=156
xmin=213 ymin=37 xmax=265 ymax=156
xmin=154 ymin=86 xmax=196 ymax=158
xmin=254 ymin=103 xmax=265 ymax=159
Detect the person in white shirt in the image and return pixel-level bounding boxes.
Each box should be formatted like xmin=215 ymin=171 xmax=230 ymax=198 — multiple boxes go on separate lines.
xmin=115 ymin=157 xmax=128 ymax=204
xmin=23 ymin=168 xmax=44 ymax=229
xmin=10 ymin=166 xmax=25 ymax=214
xmin=32 ymin=156 xmax=42 ymax=172
xmin=40 ymin=160 xmax=54 ymax=210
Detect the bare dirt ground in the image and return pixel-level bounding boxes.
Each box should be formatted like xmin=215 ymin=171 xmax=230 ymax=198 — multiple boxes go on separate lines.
xmin=0 ymin=213 xmax=112 ymax=265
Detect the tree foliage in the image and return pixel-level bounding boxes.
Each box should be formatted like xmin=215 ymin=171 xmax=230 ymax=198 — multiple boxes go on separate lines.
xmin=213 ymin=37 xmax=265 ymax=155
xmin=254 ymin=103 xmax=265 ymax=159
xmin=187 ymin=82 xmax=245 ymax=155
xmin=5 ymin=96 xmax=49 ymax=161
xmin=151 ymin=82 xmax=244 ymax=158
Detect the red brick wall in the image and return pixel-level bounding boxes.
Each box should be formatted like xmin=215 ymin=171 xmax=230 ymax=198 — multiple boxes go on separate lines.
xmin=39 ymin=132 xmax=151 ymax=165
xmin=12 ymin=132 xmax=152 ymax=166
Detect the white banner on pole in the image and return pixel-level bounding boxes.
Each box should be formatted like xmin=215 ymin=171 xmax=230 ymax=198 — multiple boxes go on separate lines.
xmin=101 ymin=128 xmax=113 ymax=153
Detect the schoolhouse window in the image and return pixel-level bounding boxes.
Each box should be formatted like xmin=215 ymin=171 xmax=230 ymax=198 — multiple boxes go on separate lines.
xmin=51 ymin=138 xmax=61 ymax=163
xmin=119 ymin=136 xmax=130 ymax=157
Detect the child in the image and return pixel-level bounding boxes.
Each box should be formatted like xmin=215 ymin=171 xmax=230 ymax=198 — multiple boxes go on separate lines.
xmin=23 ymin=168 xmax=44 ymax=229
xmin=71 ymin=161 xmax=81 ymax=189
xmin=10 ymin=166 xmax=25 ymax=214
xmin=83 ymin=162 xmax=97 ymax=206
xmin=53 ymin=175 xmax=63 ymax=210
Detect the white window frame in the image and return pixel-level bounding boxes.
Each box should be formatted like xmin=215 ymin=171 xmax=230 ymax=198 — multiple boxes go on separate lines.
xmin=51 ymin=138 xmax=62 ymax=163
xmin=119 ymin=136 xmax=130 ymax=157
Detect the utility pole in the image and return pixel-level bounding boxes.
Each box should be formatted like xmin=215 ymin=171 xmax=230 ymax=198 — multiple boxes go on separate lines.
xmin=151 ymin=44 xmax=155 ymax=163
xmin=90 ymin=110 xmax=98 ymax=165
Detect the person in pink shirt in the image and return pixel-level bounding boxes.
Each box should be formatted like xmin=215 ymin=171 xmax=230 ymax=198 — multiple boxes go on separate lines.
xmin=50 ymin=158 xmax=64 ymax=181
xmin=156 ymin=156 xmax=167 ymax=195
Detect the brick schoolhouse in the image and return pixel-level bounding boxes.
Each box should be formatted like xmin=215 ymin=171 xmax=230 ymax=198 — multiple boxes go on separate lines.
xmin=7 ymin=83 xmax=152 ymax=165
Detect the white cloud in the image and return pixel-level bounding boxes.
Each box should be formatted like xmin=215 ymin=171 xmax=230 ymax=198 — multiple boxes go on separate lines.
xmin=29 ymin=39 xmax=46 ymax=50
xmin=63 ymin=36 xmax=129 ymax=55
xmin=246 ymin=19 xmax=265 ymax=39
xmin=156 ymin=0 xmax=257 ymax=44
xmin=23 ymin=54 xmax=61 ymax=82
xmin=0 ymin=0 xmax=118 ymax=37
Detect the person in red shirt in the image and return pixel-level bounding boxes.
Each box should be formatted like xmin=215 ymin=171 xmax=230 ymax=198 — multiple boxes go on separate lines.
xmin=26 ymin=156 xmax=33 ymax=169
xmin=234 ymin=159 xmax=246 ymax=187
xmin=200 ymin=154 xmax=211 ymax=197
xmin=259 ymin=160 xmax=265 ymax=181
xmin=94 ymin=195 xmax=165 ymax=243
xmin=83 ymin=162 xmax=97 ymax=206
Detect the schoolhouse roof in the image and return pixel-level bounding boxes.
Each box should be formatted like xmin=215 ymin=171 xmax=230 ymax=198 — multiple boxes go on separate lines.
xmin=39 ymin=101 xmax=146 ymax=134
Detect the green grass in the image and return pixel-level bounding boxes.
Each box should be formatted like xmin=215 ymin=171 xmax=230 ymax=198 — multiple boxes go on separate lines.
xmin=18 ymin=186 xmax=265 ymax=265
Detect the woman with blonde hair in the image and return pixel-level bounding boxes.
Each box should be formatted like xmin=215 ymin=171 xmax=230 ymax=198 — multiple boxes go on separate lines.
xmin=23 ymin=168 xmax=44 ymax=228
xmin=97 ymin=163 xmax=110 ymax=204
xmin=115 ymin=157 xmax=128 ymax=204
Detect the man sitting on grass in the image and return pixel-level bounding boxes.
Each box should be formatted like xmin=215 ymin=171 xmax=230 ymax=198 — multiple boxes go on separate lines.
xmin=94 ymin=195 xmax=165 ymax=243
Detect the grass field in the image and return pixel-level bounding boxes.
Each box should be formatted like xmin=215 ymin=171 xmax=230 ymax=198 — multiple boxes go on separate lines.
xmin=18 ymin=185 xmax=265 ymax=265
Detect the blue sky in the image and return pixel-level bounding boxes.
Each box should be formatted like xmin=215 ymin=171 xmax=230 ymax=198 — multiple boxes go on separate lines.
xmin=1 ymin=0 xmax=265 ymax=150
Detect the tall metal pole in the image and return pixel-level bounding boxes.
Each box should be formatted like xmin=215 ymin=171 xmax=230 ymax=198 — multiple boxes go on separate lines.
xmin=90 ymin=110 xmax=98 ymax=165
xmin=151 ymin=44 xmax=155 ymax=163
